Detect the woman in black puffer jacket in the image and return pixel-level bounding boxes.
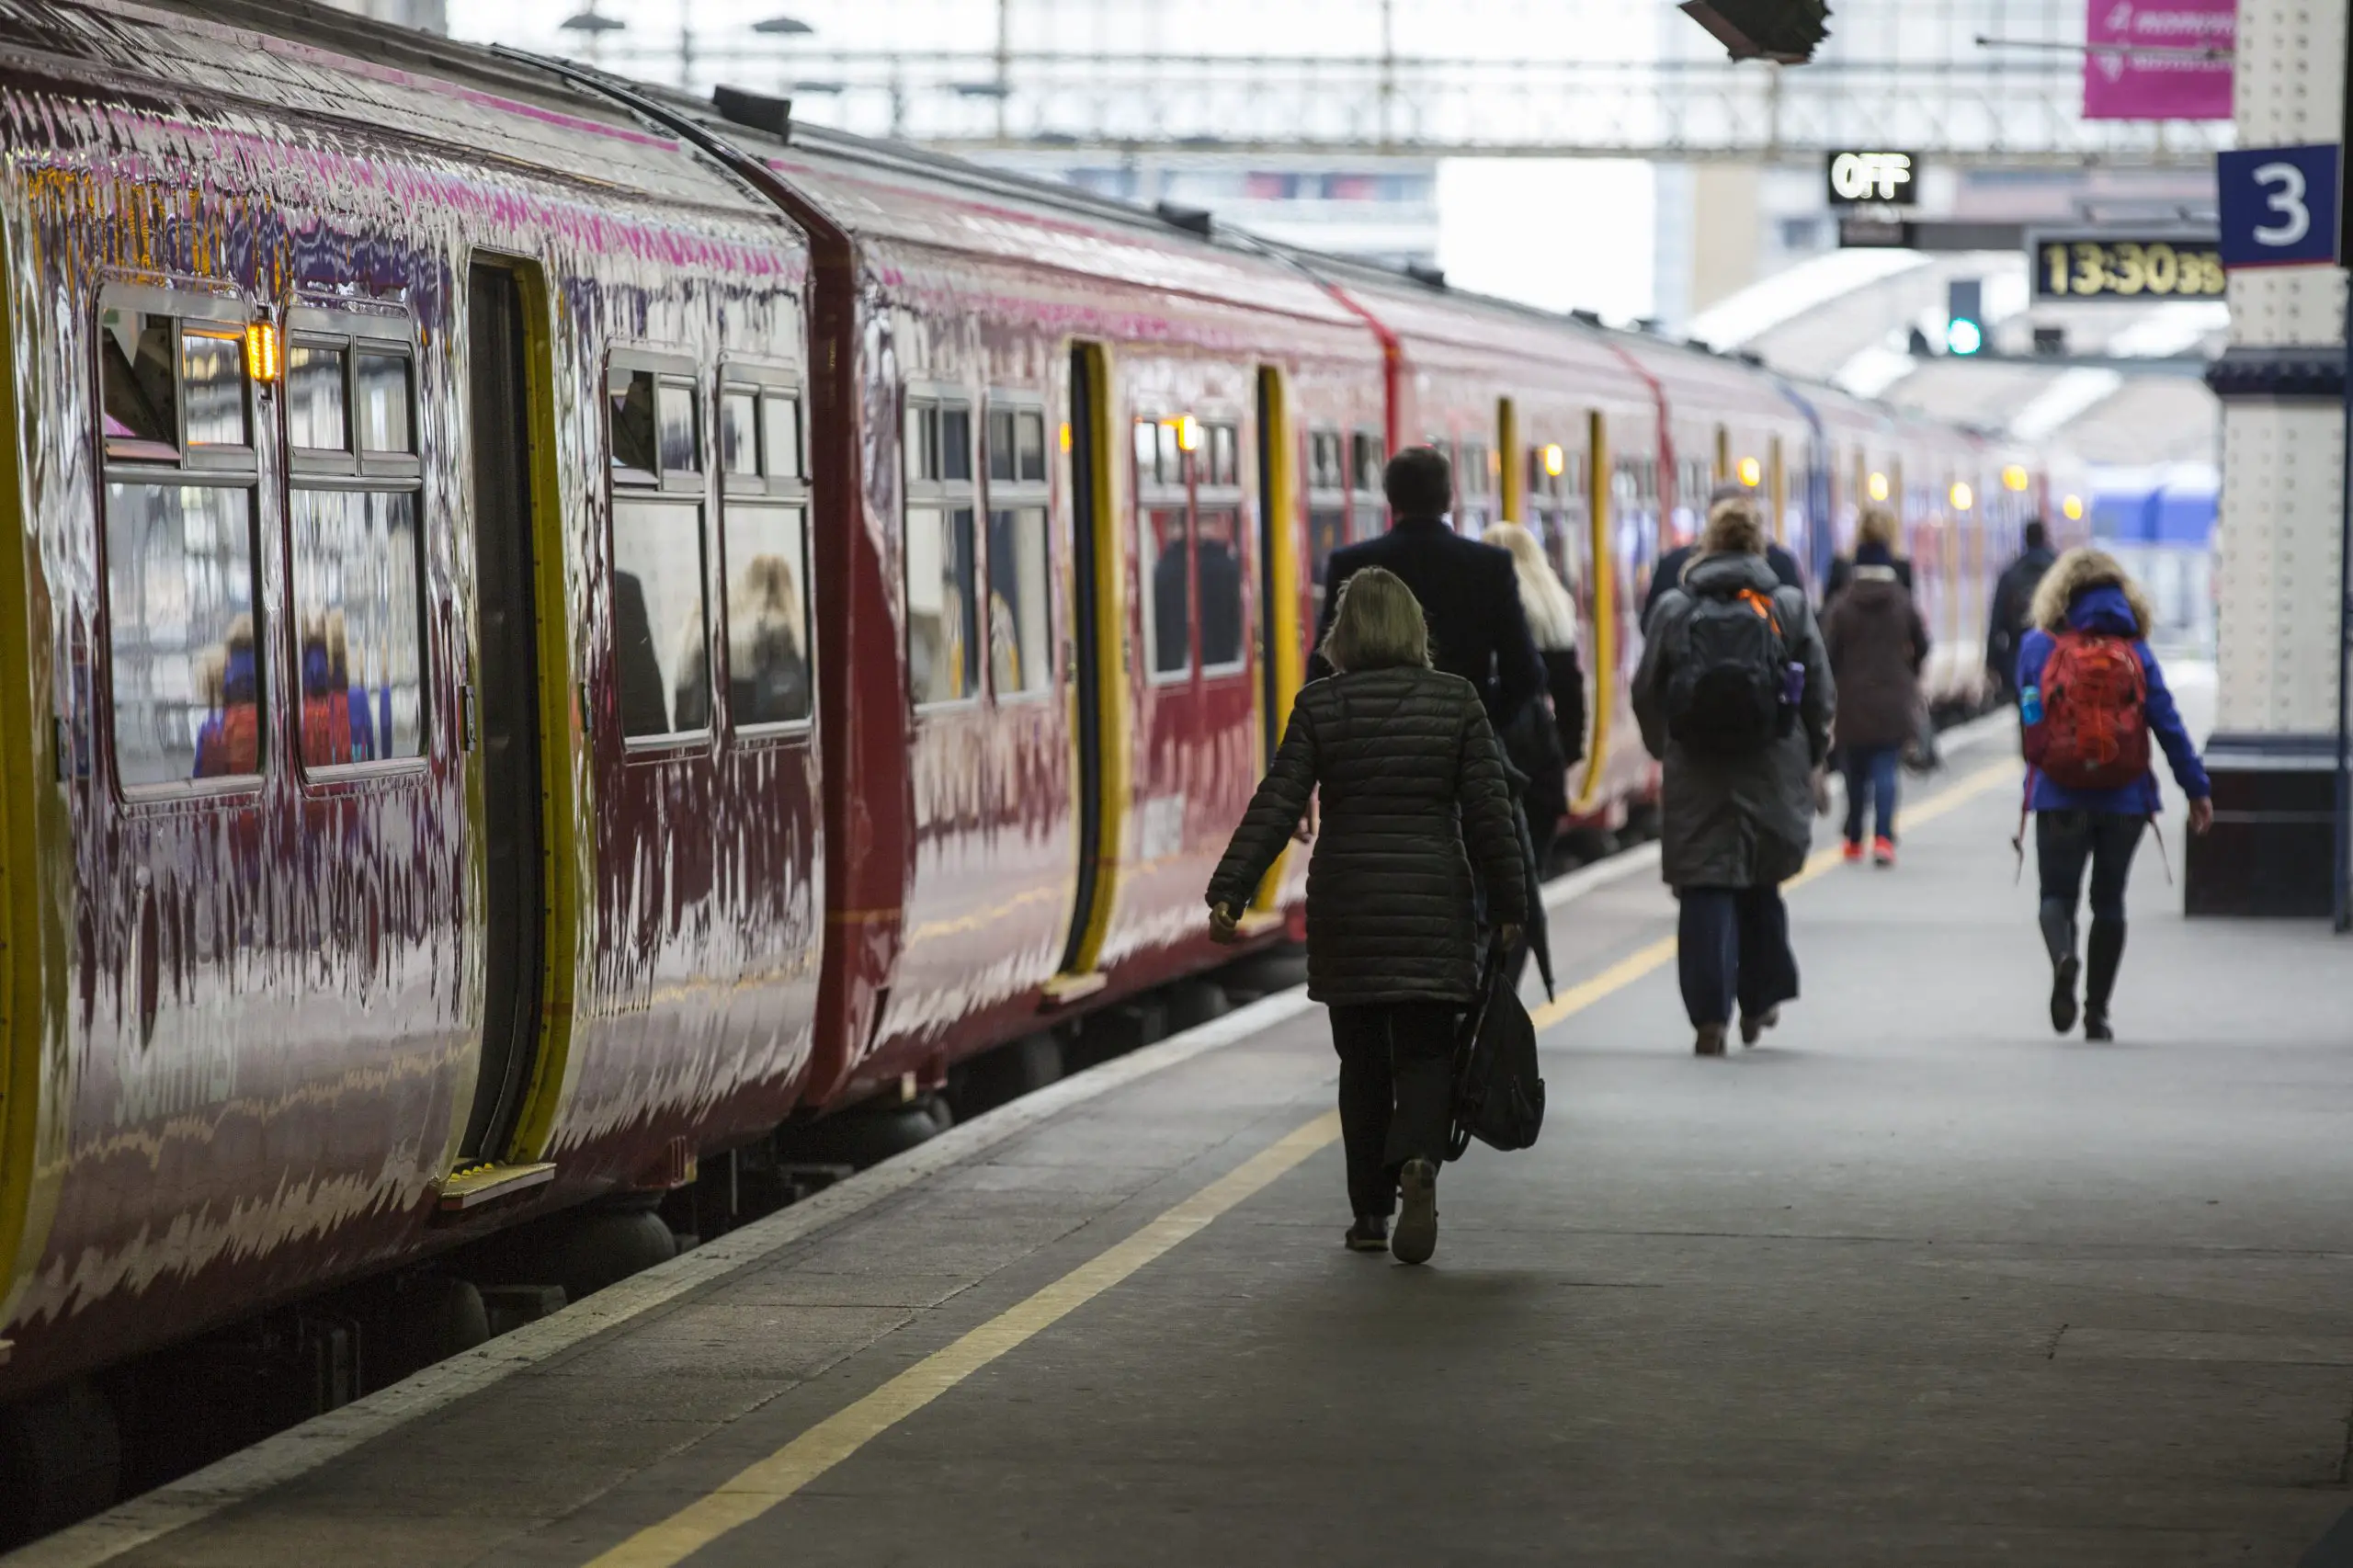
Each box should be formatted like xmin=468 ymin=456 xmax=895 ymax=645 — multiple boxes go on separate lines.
xmin=1208 ymin=567 xmax=1528 ymax=1266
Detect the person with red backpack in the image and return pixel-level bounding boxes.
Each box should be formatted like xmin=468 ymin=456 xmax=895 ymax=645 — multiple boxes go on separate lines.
xmin=2017 ymin=549 xmax=2213 ymax=1041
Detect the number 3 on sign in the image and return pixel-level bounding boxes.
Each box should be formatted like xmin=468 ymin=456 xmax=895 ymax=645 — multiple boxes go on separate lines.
xmin=2217 ymin=144 xmax=2341 ymax=269
xmin=2252 ymin=162 xmax=2311 ymax=246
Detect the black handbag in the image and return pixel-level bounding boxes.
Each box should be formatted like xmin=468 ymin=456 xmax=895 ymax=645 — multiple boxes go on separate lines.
xmin=1445 ymin=942 xmax=1547 ymax=1160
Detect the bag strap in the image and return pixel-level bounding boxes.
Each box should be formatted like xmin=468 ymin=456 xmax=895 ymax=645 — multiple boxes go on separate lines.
xmin=2148 ymin=813 xmax=2173 ymax=886
xmin=2011 ymin=766 xmax=2037 ymax=885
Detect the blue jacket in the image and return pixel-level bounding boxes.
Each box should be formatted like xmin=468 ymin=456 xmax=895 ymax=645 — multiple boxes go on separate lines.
xmin=2016 ymin=584 xmax=2209 ymax=813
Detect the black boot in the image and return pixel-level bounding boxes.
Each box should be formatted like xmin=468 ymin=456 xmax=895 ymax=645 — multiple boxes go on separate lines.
xmin=2083 ymin=918 xmax=2126 ymax=1041
xmin=2039 ymin=899 xmax=2079 ymax=1036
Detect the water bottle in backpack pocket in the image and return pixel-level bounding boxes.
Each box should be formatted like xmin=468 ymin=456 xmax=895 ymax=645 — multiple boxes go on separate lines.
xmin=1665 ymin=585 xmax=1794 ymax=756
xmin=2022 ymin=632 xmax=2149 ymax=790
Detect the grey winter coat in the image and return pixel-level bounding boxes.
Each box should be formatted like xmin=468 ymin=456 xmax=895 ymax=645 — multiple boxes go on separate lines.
xmin=1632 ymin=552 xmax=1834 ymax=891
xmin=1207 ymin=665 xmax=1528 ymax=1006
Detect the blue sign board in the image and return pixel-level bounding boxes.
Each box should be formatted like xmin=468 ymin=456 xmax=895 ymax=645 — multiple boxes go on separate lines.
xmin=2217 ymin=143 xmax=2343 ymax=269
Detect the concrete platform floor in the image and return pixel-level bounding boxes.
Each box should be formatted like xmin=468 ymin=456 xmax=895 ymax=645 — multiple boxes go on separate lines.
xmin=19 ymin=706 xmax=2353 ymax=1568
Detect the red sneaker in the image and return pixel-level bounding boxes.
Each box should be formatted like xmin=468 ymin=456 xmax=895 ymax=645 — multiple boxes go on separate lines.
xmin=1841 ymin=840 xmax=1864 ymax=864
xmin=1872 ymin=835 xmax=1896 ymax=868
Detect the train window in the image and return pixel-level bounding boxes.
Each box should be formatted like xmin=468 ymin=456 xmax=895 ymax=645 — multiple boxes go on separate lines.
xmin=940 ymin=405 xmax=973 ymax=483
xmin=288 ymin=344 xmax=348 ymax=452
xmin=1195 ymin=509 xmax=1245 ymax=670
xmin=988 ymin=506 xmax=1051 ymax=696
xmin=983 ymin=394 xmax=1052 ymax=699
xmin=97 ymin=290 xmax=267 ymax=790
xmin=1141 ymin=506 xmax=1191 ymax=678
xmin=1307 ymin=430 xmax=1342 ymax=494
xmin=721 ymin=505 xmax=813 ymax=727
xmin=1206 ymin=423 xmax=1238 ymax=487
xmin=106 ymin=483 xmax=262 ymax=787
xmin=906 ymin=390 xmax=979 ymax=707
xmin=720 ymin=387 xmax=759 ymax=479
xmin=99 ymin=309 xmax=179 ymax=461
xmin=1307 ymin=505 xmax=1347 ymax=653
xmin=1352 ymin=431 xmax=1385 ymax=494
xmin=762 ymin=392 xmax=801 ymax=480
xmin=1016 ymin=410 xmax=1047 ymax=483
xmin=282 ymin=315 xmax=426 ymax=770
xmin=1132 ymin=418 xmax=1159 ymax=481
xmin=609 ymin=367 xmax=659 ymax=483
xmin=656 ymin=382 xmax=699 ymax=475
xmin=181 ymin=328 xmax=249 ymax=449
xmin=356 ymin=351 xmax=412 ymax=455
xmin=908 ymin=506 xmax=979 ymax=705
xmin=612 ymin=498 xmax=712 ymax=738
xmin=290 ymin=490 xmax=426 ymax=765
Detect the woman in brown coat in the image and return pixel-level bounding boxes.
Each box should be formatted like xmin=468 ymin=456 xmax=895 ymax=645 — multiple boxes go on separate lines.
xmin=1821 ymin=506 xmax=1929 ymax=866
xmin=1208 ymin=567 xmax=1526 ymax=1266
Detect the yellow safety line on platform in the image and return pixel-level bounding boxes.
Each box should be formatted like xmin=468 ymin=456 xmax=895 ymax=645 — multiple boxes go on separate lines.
xmin=583 ymin=1111 xmax=1344 ymax=1568
xmin=1527 ymin=756 xmax=2018 ymax=1034
xmin=585 ymin=755 xmax=2022 ymax=1568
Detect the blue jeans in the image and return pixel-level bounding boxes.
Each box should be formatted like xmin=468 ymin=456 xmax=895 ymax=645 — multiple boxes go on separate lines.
xmin=1842 ymin=745 xmax=1900 ymax=845
xmin=1677 ymin=885 xmax=1799 ymax=1028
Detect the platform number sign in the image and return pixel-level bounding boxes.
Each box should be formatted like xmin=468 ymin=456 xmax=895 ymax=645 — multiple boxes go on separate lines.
xmin=2216 ymin=144 xmax=2343 ymax=269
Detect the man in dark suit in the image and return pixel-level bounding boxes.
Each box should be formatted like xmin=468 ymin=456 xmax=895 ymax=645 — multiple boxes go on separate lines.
xmin=1644 ymin=483 xmax=1806 ymax=631
xmin=1312 ymin=446 xmax=1544 ymax=729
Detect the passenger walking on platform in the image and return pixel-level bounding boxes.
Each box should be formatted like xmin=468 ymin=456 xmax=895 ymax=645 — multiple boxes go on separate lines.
xmin=1634 ymin=495 xmax=1833 ymax=1057
xmin=1209 ymin=567 xmax=1527 ymax=1266
xmin=1483 ymin=520 xmax=1587 ymax=874
xmin=2017 ymin=549 xmax=2212 ymax=1042
xmin=1985 ymin=519 xmax=2058 ymax=706
xmin=1821 ymin=506 xmax=1928 ymax=868
xmin=1643 ymin=483 xmax=1805 ymax=631
xmin=1313 ymin=446 xmax=1546 ymax=731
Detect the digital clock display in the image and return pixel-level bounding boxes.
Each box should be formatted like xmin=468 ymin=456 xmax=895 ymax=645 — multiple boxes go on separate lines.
xmin=2033 ymin=236 xmax=2228 ymax=301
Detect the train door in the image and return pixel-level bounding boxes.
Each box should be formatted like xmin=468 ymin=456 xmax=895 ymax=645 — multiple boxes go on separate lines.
xmin=1054 ymin=343 xmax=1120 ymax=980
xmin=459 ymin=260 xmax=562 ymax=1166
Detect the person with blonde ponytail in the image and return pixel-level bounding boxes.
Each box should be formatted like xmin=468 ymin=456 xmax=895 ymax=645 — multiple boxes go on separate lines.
xmin=1483 ymin=521 xmax=1586 ymax=870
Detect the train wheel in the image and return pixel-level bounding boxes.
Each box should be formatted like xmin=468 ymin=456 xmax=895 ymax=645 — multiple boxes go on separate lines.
xmin=0 ymin=1381 xmax=120 ymax=1546
xmin=949 ymin=1033 xmax=1064 ymax=1119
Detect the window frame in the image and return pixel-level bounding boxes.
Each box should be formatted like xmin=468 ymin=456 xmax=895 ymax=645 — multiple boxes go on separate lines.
xmin=717 ymin=358 xmax=814 ymax=743
xmin=606 ymin=347 xmax=717 ymax=754
xmin=94 ymin=279 xmax=269 ymax=803
xmin=982 ymin=391 xmax=1055 ymax=705
xmin=283 ymin=301 xmax=431 ymax=786
xmin=904 ymin=383 xmax=983 ymax=712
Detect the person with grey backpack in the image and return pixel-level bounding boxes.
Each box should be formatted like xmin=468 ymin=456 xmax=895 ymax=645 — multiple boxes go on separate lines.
xmin=1635 ymin=495 xmax=1835 ymax=1057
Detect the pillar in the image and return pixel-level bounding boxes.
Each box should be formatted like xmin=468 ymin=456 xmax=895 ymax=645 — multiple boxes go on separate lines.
xmin=2187 ymin=0 xmax=2349 ymax=916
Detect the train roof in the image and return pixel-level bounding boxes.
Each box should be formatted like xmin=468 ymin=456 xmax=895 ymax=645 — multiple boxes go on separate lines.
xmin=9 ymin=0 xmax=2015 ymax=464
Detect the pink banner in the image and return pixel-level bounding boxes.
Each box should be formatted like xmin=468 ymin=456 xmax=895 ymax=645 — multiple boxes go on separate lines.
xmin=2083 ymin=0 xmax=2235 ymax=121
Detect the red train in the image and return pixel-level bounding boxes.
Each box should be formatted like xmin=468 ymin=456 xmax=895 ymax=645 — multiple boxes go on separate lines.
xmin=0 ymin=0 xmax=2050 ymax=1454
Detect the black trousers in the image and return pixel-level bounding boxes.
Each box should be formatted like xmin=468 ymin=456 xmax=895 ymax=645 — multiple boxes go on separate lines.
xmin=2035 ymin=810 xmax=2145 ymax=922
xmin=1677 ymin=885 xmax=1799 ymax=1028
xmin=1328 ymin=1002 xmax=1458 ymax=1218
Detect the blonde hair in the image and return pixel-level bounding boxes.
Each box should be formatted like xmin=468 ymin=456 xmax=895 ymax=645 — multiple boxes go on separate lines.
xmin=1857 ymin=506 xmax=1901 ymax=551
xmin=1321 ymin=567 xmax=1430 ymax=673
xmin=2028 ymin=546 xmax=2154 ymax=637
xmin=1701 ymin=495 xmax=1767 ymax=557
xmin=1483 ymin=521 xmax=1578 ymax=651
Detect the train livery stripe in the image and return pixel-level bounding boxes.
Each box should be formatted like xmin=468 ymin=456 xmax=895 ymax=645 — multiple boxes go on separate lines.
xmin=497 ymin=261 xmax=586 ymax=1166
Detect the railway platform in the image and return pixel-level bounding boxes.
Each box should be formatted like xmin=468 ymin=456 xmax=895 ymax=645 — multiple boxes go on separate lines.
xmin=15 ymin=691 xmax=2353 ymax=1568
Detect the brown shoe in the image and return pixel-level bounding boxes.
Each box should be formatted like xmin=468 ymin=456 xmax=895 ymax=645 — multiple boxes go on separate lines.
xmin=1740 ymin=1006 xmax=1780 ymax=1047
xmin=1694 ymin=1023 xmax=1728 ymax=1057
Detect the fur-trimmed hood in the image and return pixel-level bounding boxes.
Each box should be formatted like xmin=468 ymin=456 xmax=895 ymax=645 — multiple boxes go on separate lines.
xmin=2027 ymin=546 xmax=2152 ymax=636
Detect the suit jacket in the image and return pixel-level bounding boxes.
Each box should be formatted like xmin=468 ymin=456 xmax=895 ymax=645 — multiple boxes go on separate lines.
xmin=1311 ymin=518 xmax=1545 ymax=728
xmin=1644 ymin=540 xmax=1805 ymax=631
